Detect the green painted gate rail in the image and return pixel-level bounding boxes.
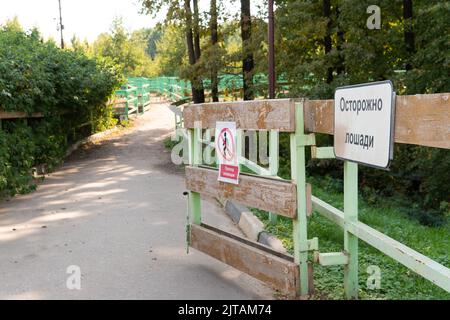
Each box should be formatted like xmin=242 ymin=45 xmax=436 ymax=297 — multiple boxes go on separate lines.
xmin=179 ymin=93 xmax=450 ymax=298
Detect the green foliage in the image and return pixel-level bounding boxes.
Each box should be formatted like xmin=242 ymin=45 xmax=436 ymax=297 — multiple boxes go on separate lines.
xmin=404 ymin=1 xmax=450 ymax=94
xmin=253 ymin=175 xmax=450 ymax=299
xmin=89 ymin=18 xmax=160 ymax=78
xmin=274 ymin=0 xmax=450 ymax=224
xmin=0 ymin=123 xmax=36 ymax=196
xmin=163 ymin=136 xmax=179 ymax=150
xmin=0 ymin=25 xmax=122 ymax=198
xmin=275 ymin=0 xmax=449 ymax=97
xmin=142 ymin=28 xmax=162 ymax=60
xmin=154 ymin=24 xmax=187 ymax=76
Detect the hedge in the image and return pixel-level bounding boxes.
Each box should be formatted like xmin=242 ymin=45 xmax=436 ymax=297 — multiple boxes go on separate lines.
xmin=0 ymin=26 xmax=123 ymax=197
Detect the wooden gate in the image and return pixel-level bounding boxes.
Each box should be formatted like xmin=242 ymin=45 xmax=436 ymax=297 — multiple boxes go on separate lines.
xmin=183 ymin=99 xmax=314 ymax=296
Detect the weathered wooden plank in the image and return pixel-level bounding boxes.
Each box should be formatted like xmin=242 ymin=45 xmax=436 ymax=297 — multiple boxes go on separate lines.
xmin=306 ymin=183 xmax=312 ymax=217
xmin=111 ymin=98 xmax=127 ymax=106
xmin=0 ymin=110 xmax=44 ymax=119
xmin=304 ymin=99 xmax=334 ymax=135
xmin=185 ymin=166 xmax=297 ymax=218
xmin=112 ymin=107 xmax=127 ymax=114
xmin=190 ymin=223 xmax=314 ymax=296
xmin=304 ymin=93 xmax=450 ymax=149
xmin=394 ymin=94 xmax=449 ymax=148
xmin=183 ymin=99 xmax=296 ymax=131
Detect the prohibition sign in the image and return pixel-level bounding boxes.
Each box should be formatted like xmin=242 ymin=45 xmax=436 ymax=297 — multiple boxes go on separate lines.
xmin=216 ymin=128 xmax=236 ymax=162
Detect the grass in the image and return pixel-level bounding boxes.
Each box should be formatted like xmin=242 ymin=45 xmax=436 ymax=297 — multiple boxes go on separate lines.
xmin=253 ymin=175 xmax=450 ymax=300
xmin=163 ymin=136 xmax=179 ymax=150
xmin=162 ymin=135 xmax=449 ymax=299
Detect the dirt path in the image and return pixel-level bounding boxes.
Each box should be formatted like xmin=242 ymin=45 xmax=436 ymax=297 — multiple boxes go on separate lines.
xmin=0 ymin=102 xmax=274 ymax=299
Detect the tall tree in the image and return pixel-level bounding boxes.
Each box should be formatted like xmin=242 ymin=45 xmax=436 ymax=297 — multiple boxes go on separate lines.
xmin=184 ymin=0 xmax=204 ymax=103
xmin=336 ymin=4 xmax=345 ymax=75
xmin=145 ymin=28 xmax=162 ymax=60
xmin=192 ymin=0 xmax=205 ymax=102
xmin=240 ymin=0 xmax=254 ymax=100
xmin=210 ymin=0 xmax=219 ymax=102
xmin=193 ymin=0 xmax=201 ymax=61
xmin=323 ymin=0 xmax=333 ymax=83
xmin=3 ymin=16 xmax=23 ymax=32
xmin=268 ymin=0 xmax=275 ymax=99
xmin=140 ymin=0 xmax=204 ymax=102
xmin=403 ymin=0 xmax=415 ymax=71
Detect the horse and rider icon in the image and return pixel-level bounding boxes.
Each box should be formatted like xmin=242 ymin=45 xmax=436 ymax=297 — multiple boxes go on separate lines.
xmin=217 ymin=128 xmax=235 ymax=162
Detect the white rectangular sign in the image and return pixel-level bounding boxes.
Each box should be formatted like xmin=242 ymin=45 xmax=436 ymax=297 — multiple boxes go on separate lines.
xmin=215 ymin=121 xmax=240 ymax=184
xmin=334 ymin=80 xmax=395 ymax=169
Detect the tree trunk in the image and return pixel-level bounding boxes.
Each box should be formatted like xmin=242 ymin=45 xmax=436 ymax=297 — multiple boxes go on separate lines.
xmin=184 ymin=0 xmax=197 ymax=100
xmin=403 ymin=0 xmax=415 ymax=71
xmin=324 ymin=0 xmax=333 ymax=84
xmin=193 ymin=0 xmax=201 ymax=61
xmin=184 ymin=0 xmax=204 ymax=103
xmin=240 ymin=0 xmax=254 ymax=100
xmin=268 ymin=0 xmax=275 ymax=99
xmin=336 ymin=4 xmax=345 ymax=75
xmin=210 ymin=0 xmax=219 ymax=102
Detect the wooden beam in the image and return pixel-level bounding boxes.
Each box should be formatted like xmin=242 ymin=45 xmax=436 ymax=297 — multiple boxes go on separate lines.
xmin=0 ymin=111 xmax=44 ymax=119
xmin=185 ymin=166 xmax=298 ymax=218
xmin=304 ymin=99 xmax=334 ymax=135
xmin=304 ymin=93 xmax=450 ymax=149
xmin=190 ymin=223 xmax=314 ymax=296
xmin=183 ymin=99 xmax=296 ymax=131
xmin=394 ymin=94 xmax=449 ymax=148
xmin=306 ymin=183 xmax=312 ymax=217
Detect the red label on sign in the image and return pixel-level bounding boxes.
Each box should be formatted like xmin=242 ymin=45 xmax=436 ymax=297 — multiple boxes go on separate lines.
xmin=219 ymin=164 xmax=239 ymax=180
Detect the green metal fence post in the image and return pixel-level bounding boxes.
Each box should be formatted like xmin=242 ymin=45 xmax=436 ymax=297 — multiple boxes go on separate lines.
xmin=188 ymin=124 xmax=202 ymax=225
xmin=123 ymin=90 xmax=129 ymax=121
xmin=138 ymin=93 xmax=142 ymax=115
xmin=344 ymin=160 xmax=359 ymax=299
xmin=290 ymin=100 xmax=310 ymax=296
xmin=268 ymin=130 xmax=279 ymax=224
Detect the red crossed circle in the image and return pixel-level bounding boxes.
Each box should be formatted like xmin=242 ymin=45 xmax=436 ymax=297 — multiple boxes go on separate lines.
xmin=216 ymin=128 xmax=235 ymax=161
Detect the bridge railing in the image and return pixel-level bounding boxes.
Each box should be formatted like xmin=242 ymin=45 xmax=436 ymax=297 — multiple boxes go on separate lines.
xmin=125 ymin=74 xmax=293 ymax=106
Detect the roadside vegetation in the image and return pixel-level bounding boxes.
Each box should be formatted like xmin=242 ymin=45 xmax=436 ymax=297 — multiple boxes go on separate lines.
xmin=0 ymin=19 xmax=122 ymax=198
xmin=254 ymin=174 xmax=450 ymax=300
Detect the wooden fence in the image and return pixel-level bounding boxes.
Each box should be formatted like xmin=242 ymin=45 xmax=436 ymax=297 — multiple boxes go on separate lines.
xmin=181 ymin=93 xmax=450 ymax=298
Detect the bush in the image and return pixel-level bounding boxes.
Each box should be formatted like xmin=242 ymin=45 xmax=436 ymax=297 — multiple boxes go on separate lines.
xmin=0 ymin=26 xmax=123 ymax=197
